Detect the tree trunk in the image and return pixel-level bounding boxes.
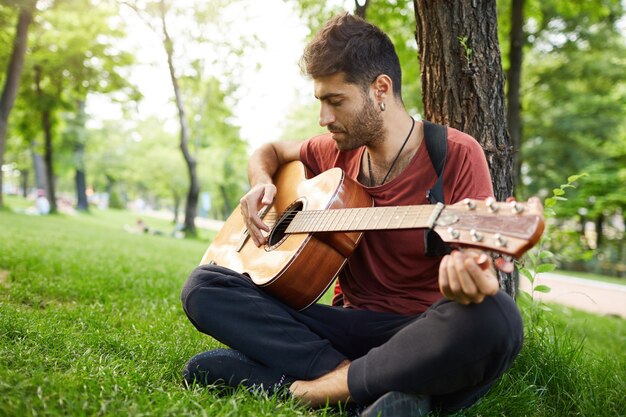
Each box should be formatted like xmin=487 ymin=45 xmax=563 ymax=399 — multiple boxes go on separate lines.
xmin=414 ymin=0 xmax=517 ymax=296
xmin=172 ymin=190 xmax=181 ymax=224
xmin=0 ymin=3 xmax=35 ymax=207
xmin=31 ymin=146 xmax=47 ymax=190
xmin=354 ymin=0 xmax=370 ymax=19
xmin=21 ymin=168 xmax=29 ymax=197
xmin=159 ymin=0 xmax=199 ymax=236
xmin=595 ymin=215 xmax=603 ymax=249
xmin=73 ymin=100 xmax=89 ymax=211
xmin=34 ymin=65 xmax=57 ymax=213
xmin=507 ymin=0 xmax=524 ymax=190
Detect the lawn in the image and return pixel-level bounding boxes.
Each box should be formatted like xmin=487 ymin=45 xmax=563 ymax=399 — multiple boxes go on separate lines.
xmin=0 ymin=201 xmax=624 ymax=416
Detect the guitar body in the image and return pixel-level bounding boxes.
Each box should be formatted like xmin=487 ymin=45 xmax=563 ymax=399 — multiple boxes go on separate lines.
xmin=200 ymin=161 xmax=373 ymax=310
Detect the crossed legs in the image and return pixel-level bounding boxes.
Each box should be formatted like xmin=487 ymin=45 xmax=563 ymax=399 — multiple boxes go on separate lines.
xmin=181 ymin=265 xmax=523 ymax=411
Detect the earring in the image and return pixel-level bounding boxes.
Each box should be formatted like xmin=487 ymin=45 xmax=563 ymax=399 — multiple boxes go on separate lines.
xmin=379 ymin=102 xmax=386 ymax=111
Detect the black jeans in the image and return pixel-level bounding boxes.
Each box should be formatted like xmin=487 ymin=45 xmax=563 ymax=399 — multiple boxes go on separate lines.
xmin=181 ymin=265 xmax=523 ymax=410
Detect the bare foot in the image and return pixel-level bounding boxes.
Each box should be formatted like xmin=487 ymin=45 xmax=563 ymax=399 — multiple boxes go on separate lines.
xmin=289 ymin=360 xmax=351 ymax=407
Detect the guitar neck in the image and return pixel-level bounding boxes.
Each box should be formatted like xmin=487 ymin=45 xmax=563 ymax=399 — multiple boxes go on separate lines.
xmin=286 ymin=205 xmax=438 ymax=233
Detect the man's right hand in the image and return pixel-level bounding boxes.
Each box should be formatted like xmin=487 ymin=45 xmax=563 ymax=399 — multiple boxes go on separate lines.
xmin=239 ymin=183 xmax=277 ymax=247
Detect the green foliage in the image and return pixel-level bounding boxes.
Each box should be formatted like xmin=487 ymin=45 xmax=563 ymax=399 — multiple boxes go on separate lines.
xmin=517 ymin=173 xmax=587 ymax=323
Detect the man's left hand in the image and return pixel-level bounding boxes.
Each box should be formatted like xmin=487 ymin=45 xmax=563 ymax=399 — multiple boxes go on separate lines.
xmin=438 ymin=250 xmax=500 ymax=304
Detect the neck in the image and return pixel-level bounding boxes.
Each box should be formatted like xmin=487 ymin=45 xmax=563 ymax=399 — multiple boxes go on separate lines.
xmin=363 ymin=109 xmax=420 ymax=187
xmin=367 ymin=109 xmax=420 ymax=163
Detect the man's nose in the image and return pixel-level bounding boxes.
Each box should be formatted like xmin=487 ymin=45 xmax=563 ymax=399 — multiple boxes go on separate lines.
xmin=319 ymin=106 xmax=336 ymax=127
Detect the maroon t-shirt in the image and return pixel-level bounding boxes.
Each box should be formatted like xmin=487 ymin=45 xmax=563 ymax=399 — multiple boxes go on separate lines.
xmin=299 ymin=124 xmax=494 ymax=315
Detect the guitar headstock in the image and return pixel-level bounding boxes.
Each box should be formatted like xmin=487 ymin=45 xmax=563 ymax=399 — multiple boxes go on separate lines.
xmin=432 ymin=198 xmax=544 ymax=258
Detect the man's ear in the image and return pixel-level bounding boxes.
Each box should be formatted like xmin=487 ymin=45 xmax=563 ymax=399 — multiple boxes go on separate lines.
xmin=371 ymin=74 xmax=393 ymax=103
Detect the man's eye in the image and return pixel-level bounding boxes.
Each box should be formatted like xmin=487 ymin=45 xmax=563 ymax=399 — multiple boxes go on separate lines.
xmin=329 ymin=100 xmax=342 ymax=107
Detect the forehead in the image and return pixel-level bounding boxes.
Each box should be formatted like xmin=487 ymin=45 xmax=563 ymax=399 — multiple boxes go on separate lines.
xmin=313 ymin=72 xmax=363 ymax=100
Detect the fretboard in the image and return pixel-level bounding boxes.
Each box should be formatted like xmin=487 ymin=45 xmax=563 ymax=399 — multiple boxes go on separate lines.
xmin=285 ymin=205 xmax=438 ymax=233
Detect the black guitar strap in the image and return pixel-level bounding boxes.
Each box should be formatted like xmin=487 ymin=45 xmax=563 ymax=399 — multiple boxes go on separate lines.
xmin=423 ymin=120 xmax=448 ymax=204
xmin=422 ymin=120 xmax=451 ymax=256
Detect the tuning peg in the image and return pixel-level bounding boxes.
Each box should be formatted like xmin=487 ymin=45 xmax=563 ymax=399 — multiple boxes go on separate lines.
xmin=448 ymin=227 xmax=460 ymax=239
xmin=464 ymin=198 xmax=477 ymax=210
xmin=485 ymin=197 xmax=499 ymax=213
xmin=509 ymin=201 xmax=524 ymax=214
xmin=494 ymin=233 xmax=507 ymax=247
xmin=470 ymin=228 xmax=483 ymax=242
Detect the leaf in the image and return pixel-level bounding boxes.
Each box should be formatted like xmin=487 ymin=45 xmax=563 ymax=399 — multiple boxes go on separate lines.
xmin=517 ymin=291 xmax=533 ymax=305
xmin=520 ymin=267 xmax=535 ymax=284
xmin=554 ymin=196 xmax=567 ymax=201
xmin=539 ymin=250 xmax=554 ymax=259
xmin=534 ymin=284 xmax=551 ymax=293
xmin=536 ymin=263 xmax=556 ymax=273
xmin=567 ymin=173 xmax=588 ymax=183
xmin=544 ymin=199 xmax=556 ymax=208
xmin=539 ymin=304 xmax=553 ymax=312
xmin=552 ymin=188 xmax=565 ymax=196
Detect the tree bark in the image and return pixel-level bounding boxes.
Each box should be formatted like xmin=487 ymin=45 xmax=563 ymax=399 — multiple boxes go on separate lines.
xmin=21 ymin=168 xmax=29 ymax=197
xmin=34 ymin=65 xmax=57 ymax=213
xmin=31 ymin=145 xmax=47 ymax=190
xmin=0 ymin=3 xmax=35 ymax=207
xmin=507 ymin=0 xmax=524 ymax=190
xmin=159 ymin=0 xmax=199 ymax=236
xmin=73 ymin=100 xmax=89 ymax=211
xmin=354 ymin=0 xmax=370 ymax=19
xmin=414 ymin=0 xmax=517 ymax=296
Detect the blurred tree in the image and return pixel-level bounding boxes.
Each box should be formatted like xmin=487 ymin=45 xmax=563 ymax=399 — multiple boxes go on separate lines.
xmin=498 ymin=0 xmax=624 ymax=191
xmin=10 ymin=0 xmax=136 ymax=213
xmin=124 ymin=0 xmax=252 ymax=234
xmin=0 ymin=0 xmax=36 ymax=208
xmin=180 ymin=67 xmax=248 ymax=220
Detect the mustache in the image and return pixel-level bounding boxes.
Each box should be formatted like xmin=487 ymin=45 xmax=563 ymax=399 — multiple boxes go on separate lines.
xmin=328 ymin=125 xmax=346 ymax=133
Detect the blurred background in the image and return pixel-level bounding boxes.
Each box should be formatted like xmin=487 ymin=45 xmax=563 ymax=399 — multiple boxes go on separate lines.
xmin=1 ymin=0 xmax=625 ymax=277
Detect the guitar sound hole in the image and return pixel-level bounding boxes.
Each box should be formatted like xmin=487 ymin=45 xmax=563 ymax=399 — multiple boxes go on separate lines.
xmin=267 ymin=201 xmax=304 ymax=247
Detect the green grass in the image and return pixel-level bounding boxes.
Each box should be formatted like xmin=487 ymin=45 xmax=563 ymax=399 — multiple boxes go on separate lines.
xmin=1 ymin=201 xmax=625 ymax=416
xmin=555 ymin=269 xmax=626 ymax=286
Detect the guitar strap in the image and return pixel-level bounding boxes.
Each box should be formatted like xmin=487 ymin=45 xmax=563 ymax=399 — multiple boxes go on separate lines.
xmin=423 ymin=120 xmax=448 ymax=204
xmin=422 ymin=120 xmax=452 ymax=256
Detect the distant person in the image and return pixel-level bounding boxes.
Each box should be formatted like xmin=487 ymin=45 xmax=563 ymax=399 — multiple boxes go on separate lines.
xmin=124 ymin=218 xmax=163 ymax=236
xmin=35 ymin=189 xmax=50 ymax=215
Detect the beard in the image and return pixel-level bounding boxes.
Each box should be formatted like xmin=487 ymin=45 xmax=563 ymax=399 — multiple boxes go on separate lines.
xmin=329 ymin=97 xmax=386 ymax=152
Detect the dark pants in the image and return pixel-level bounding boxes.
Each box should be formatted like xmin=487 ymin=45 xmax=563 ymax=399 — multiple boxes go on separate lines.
xmin=181 ymin=265 xmax=523 ymax=410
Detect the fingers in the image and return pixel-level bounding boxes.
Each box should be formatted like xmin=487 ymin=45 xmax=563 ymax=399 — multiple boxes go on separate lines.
xmin=439 ymin=250 xmax=499 ymax=304
xmin=239 ymin=184 xmax=276 ymax=247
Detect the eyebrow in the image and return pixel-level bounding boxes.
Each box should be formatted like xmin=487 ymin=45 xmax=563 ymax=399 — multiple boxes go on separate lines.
xmin=316 ymin=92 xmax=345 ymax=101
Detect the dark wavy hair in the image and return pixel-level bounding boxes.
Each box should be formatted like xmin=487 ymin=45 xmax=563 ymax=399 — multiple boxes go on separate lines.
xmin=301 ymin=13 xmax=402 ymax=99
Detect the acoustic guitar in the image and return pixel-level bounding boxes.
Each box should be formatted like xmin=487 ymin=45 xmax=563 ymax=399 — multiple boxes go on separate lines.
xmin=200 ymin=161 xmax=544 ymax=310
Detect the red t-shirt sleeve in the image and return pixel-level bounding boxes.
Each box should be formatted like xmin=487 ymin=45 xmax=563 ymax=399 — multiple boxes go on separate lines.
xmin=445 ymin=128 xmax=494 ymax=203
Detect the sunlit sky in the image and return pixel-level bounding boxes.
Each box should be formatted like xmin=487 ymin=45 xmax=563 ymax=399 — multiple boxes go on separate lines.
xmin=88 ymin=0 xmax=354 ymax=151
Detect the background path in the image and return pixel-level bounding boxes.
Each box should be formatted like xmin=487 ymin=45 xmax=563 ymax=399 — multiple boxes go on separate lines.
xmin=519 ymin=272 xmax=626 ymax=319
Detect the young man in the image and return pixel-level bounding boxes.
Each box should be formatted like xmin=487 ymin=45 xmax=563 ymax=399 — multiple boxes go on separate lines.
xmin=181 ymin=13 xmax=528 ymax=416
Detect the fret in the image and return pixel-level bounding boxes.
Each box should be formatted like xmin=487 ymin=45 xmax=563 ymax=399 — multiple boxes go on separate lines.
xmin=303 ymin=210 xmax=316 ymax=232
xmin=346 ymin=208 xmax=358 ymax=231
xmin=386 ymin=206 xmax=400 ymax=229
xmin=330 ymin=209 xmax=344 ymax=230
